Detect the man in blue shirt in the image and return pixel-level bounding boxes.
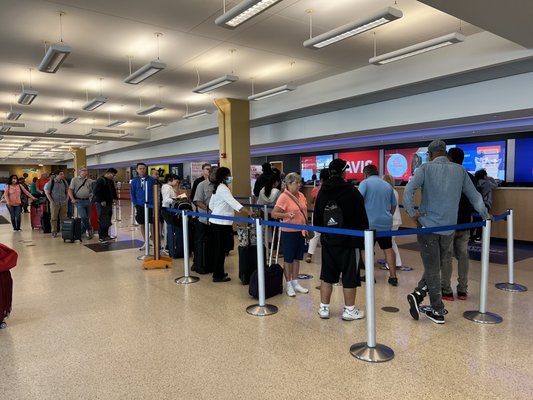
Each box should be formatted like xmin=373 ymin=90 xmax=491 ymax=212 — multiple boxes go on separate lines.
xmin=403 ymin=140 xmax=490 ymax=324
xmin=358 ymin=164 xmax=398 ymax=286
xmin=130 ymin=162 xmax=156 ymax=250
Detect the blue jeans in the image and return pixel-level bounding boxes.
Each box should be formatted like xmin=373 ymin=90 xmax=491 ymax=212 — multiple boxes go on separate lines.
xmin=7 ymin=205 xmax=22 ymax=230
xmin=415 ymin=233 xmax=454 ymax=314
xmin=75 ymin=199 xmax=92 ymax=235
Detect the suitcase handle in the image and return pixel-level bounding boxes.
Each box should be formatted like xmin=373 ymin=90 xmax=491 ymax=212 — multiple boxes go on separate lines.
xmin=268 ymin=225 xmax=281 ymax=266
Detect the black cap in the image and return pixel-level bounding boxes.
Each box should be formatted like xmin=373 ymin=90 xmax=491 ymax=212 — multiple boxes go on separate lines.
xmin=329 ymin=158 xmax=348 ymax=174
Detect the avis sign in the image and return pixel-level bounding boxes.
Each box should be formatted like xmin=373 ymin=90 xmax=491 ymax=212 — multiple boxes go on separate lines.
xmin=338 ymin=150 xmax=380 ymax=181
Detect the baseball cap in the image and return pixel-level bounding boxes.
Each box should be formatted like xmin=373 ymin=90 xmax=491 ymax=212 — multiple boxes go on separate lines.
xmin=427 ymin=139 xmax=446 ymax=152
xmin=329 ymin=158 xmax=348 ymax=174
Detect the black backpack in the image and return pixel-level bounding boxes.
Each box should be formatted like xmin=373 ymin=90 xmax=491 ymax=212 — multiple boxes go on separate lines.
xmin=322 ymin=199 xmax=345 ymax=246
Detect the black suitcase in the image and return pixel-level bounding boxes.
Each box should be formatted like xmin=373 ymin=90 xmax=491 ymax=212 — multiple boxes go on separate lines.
xmin=239 ymin=245 xmax=257 ymax=285
xmin=42 ymin=211 xmax=52 ymax=234
xmin=249 ymin=226 xmax=283 ymax=299
xmin=192 ymin=220 xmax=212 ymax=274
xmin=62 ymin=218 xmax=82 ymax=242
xmin=167 ymin=223 xmax=185 ymax=259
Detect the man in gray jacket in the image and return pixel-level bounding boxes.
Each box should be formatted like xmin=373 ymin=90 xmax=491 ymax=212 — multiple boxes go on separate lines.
xmin=403 ymin=140 xmax=491 ymax=324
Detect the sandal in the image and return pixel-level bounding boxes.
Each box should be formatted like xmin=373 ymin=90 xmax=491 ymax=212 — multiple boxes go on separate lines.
xmin=305 ymin=254 xmax=312 ymax=263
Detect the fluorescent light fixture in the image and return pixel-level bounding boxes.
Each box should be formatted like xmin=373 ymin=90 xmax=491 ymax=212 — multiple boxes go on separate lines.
xmin=146 ymin=122 xmax=167 ymax=130
xmin=304 ymin=7 xmax=402 ymax=49
xmin=107 ymin=119 xmax=126 ymax=128
xmin=1 ymin=121 xmax=25 ymax=128
xmin=119 ymin=133 xmax=134 ymax=138
xmin=90 ymin=128 xmax=125 ymax=134
xmin=82 ymin=96 xmax=108 ymax=111
xmin=7 ymin=111 xmax=22 ymax=120
xmin=369 ymin=32 xmax=466 ymax=65
xmin=38 ymin=43 xmax=72 ymax=73
xmin=60 ymin=116 xmax=77 ymax=124
xmin=183 ymin=109 xmax=212 ymax=119
xmin=44 ymin=128 xmax=58 ymax=134
xmin=136 ymin=104 xmax=164 ymax=116
xmin=0 ymin=127 xmax=10 ymax=132
xmin=248 ymin=84 xmax=296 ymax=101
xmin=215 ymin=0 xmax=284 ymax=29
xmin=95 ymin=140 xmax=107 ymax=145
xmin=192 ymin=75 xmax=239 ymax=93
xmin=124 ymin=61 xmax=166 ymax=84
xmin=18 ymin=89 xmax=39 ymax=105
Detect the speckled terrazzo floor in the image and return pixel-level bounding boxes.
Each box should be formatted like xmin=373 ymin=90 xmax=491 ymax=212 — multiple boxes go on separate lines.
xmin=1 ymin=204 xmax=532 ymax=400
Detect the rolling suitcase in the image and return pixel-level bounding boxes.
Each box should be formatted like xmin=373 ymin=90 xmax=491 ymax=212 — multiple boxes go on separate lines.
xmin=167 ymin=223 xmax=185 ymax=259
xmin=238 ymin=225 xmax=258 ymax=285
xmin=0 ymin=243 xmax=17 ymax=329
xmin=192 ymin=220 xmax=213 ymax=274
xmin=249 ymin=226 xmax=283 ymax=299
xmin=30 ymin=203 xmax=43 ymax=229
xmin=42 ymin=209 xmax=52 ymax=234
xmin=62 ymin=218 xmax=82 ymax=242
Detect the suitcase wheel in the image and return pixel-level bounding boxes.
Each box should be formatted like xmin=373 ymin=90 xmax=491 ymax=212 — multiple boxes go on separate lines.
xmin=0 ymin=321 xmax=7 ymax=329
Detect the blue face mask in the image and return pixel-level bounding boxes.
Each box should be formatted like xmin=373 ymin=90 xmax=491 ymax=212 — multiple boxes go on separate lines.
xmin=225 ymin=176 xmax=233 ymax=185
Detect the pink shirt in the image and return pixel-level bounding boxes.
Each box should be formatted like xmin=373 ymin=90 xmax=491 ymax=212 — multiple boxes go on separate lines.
xmin=275 ymin=190 xmax=308 ymax=233
xmin=5 ymin=184 xmax=31 ymax=206
xmin=310 ymin=186 xmax=321 ymax=203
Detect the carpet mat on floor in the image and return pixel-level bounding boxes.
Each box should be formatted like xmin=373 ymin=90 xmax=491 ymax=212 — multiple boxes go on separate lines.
xmin=84 ymin=239 xmax=144 ymax=252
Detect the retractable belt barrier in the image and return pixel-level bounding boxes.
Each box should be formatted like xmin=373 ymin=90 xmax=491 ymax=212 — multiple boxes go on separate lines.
xmin=164 ymin=206 xmax=523 ymax=363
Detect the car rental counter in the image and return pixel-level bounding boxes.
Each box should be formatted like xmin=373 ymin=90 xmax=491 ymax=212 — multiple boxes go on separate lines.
xmin=301 ymin=186 xmax=533 ymax=242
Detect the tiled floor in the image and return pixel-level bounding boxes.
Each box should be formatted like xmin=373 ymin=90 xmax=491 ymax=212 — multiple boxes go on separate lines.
xmin=1 ymin=204 xmax=532 ymax=400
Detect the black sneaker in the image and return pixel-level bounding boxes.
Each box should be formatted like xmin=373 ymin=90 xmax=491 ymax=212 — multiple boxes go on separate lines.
xmin=388 ymin=277 xmax=398 ymax=286
xmin=407 ymin=292 xmax=423 ymax=320
xmin=442 ymin=290 xmax=454 ymax=301
xmin=425 ymin=310 xmax=445 ymax=324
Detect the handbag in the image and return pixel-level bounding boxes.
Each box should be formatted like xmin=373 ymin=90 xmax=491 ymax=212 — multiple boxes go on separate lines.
xmin=0 ymin=244 xmax=18 ymax=272
xmin=282 ymin=191 xmax=315 ymax=240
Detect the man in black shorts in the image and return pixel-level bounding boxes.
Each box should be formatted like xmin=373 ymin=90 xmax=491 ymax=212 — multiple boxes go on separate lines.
xmin=314 ymin=159 xmax=369 ymax=320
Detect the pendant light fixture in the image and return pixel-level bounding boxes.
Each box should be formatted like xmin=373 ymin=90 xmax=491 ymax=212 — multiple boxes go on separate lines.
xmin=18 ymin=69 xmax=39 ymax=105
xmin=38 ymin=12 xmax=72 ymax=73
xmin=192 ymin=49 xmax=239 ymax=93
xmin=248 ymin=61 xmax=297 ymax=101
xmin=82 ymin=78 xmax=108 ymax=111
xmin=215 ymin=0 xmax=284 ymax=29
xmin=124 ymin=33 xmax=166 ymax=84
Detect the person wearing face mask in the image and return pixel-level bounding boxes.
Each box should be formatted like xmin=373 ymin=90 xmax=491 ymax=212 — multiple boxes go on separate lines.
xmin=208 ymin=167 xmax=252 ymax=282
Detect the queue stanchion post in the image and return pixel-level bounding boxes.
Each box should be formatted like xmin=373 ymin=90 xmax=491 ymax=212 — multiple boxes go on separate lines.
xmin=175 ymin=210 xmax=200 ymax=284
xmin=246 ymin=218 xmax=278 ymax=316
xmin=496 ymin=209 xmax=527 ymax=292
xmin=350 ymin=229 xmax=394 ymax=363
xmin=137 ymin=182 xmax=151 ymax=261
xmin=144 ymin=185 xmax=172 ymax=269
xmin=464 ymin=219 xmax=503 ymax=323
xmin=263 ymin=205 xmax=270 ymax=261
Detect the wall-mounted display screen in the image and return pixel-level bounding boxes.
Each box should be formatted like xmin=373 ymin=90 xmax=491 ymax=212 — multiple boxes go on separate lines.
xmin=301 ymin=154 xmax=333 ymax=181
xmin=514 ymin=138 xmax=533 ymax=182
xmin=459 ymin=141 xmax=506 ymax=180
xmin=384 ymin=147 xmax=424 ymax=182
xmin=337 ymin=150 xmax=380 ymax=182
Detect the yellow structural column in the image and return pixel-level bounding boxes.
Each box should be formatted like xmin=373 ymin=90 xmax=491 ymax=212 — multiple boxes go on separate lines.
xmin=214 ymin=98 xmax=251 ymax=200
xmin=70 ymin=146 xmax=87 ymax=175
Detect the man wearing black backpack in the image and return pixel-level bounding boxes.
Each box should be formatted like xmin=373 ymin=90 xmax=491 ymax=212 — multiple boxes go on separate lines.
xmin=314 ymin=159 xmax=369 ymax=321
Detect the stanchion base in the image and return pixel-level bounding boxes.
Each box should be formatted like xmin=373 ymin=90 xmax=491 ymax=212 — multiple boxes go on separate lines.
xmin=175 ymin=276 xmax=200 ymax=285
xmin=495 ymin=282 xmax=528 ymax=292
xmin=246 ymin=304 xmax=278 ymax=316
xmin=350 ymin=343 xmax=394 ymax=363
xmin=143 ymin=256 xmax=172 ymax=269
xmin=463 ymin=310 xmax=503 ymax=324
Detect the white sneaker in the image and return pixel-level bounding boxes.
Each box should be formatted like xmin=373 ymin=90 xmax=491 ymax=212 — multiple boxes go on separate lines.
xmin=342 ymin=307 xmax=365 ymax=321
xmin=293 ymin=282 xmax=309 ymax=294
xmin=318 ymin=306 xmax=330 ymax=319
xmin=286 ymin=284 xmax=296 ymax=297
xmin=139 ymin=244 xmax=146 ymax=251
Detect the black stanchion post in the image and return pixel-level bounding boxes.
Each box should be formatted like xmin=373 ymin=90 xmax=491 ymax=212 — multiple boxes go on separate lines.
xmin=496 ymin=209 xmax=528 ymax=292
xmin=175 ymin=211 xmax=200 ymax=284
xmin=350 ymin=230 xmax=394 ymax=363
xmin=246 ymin=218 xmax=278 ymax=316
xmin=464 ymin=219 xmax=503 ymax=324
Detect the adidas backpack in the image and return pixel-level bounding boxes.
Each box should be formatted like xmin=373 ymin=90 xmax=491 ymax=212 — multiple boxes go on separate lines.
xmin=322 ymin=200 xmax=345 ymax=245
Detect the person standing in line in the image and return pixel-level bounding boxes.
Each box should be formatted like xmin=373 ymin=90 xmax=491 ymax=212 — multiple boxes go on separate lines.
xmin=441 ymin=148 xmax=476 ymax=301
xmin=4 ymin=175 xmax=36 ymax=231
xmin=403 ymin=140 xmax=491 ymax=325
xmin=130 ymin=163 xmax=156 ymax=250
xmin=271 ymin=172 xmax=310 ymax=297
xmin=92 ymin=168 xmax=118 ymax=242
xmin=18 ymin=177 xmax=30 ymax=213
xmin=305 ymin=168 xmax=330 ymax=263
xmin=381 ymin=174 xmax=403 ymax=271
xmin=36 ymin=172 xmax=49 ymax=193
xmin=190 ymin=163 xmax=211 ymax=205
xmin=45 ymin=170 xmax=69 ymax=238
xmin=358 ymin=165 xmax=398 ymax=286
xmin=193 ymin=167 xmax=217 ymax=274
xmin=160 ymin=173 xmax=181 ymax=254
xmin=208 ymin=167 xmax=252 ymax=282
xmin=314 ymin=159 xmax=369 ymax=320
xmin=253 ymin=162 xmax=274 ymax=198
xmin=471 ymin=168 xmax=499 ymax=242
xmin=68 ymin=167 xmax=94 ymax=239
xmin=29 ymin=176 xmax=40 ymax=196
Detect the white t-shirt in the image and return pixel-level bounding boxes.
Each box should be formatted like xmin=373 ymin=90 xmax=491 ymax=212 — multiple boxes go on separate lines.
xmin=392 ymin=189 xmax=402 ymax=227
xmin=208 ymin=184 xmax=243 ymax=226
xmin=161 ymin=183 xmax=178 ymax=207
